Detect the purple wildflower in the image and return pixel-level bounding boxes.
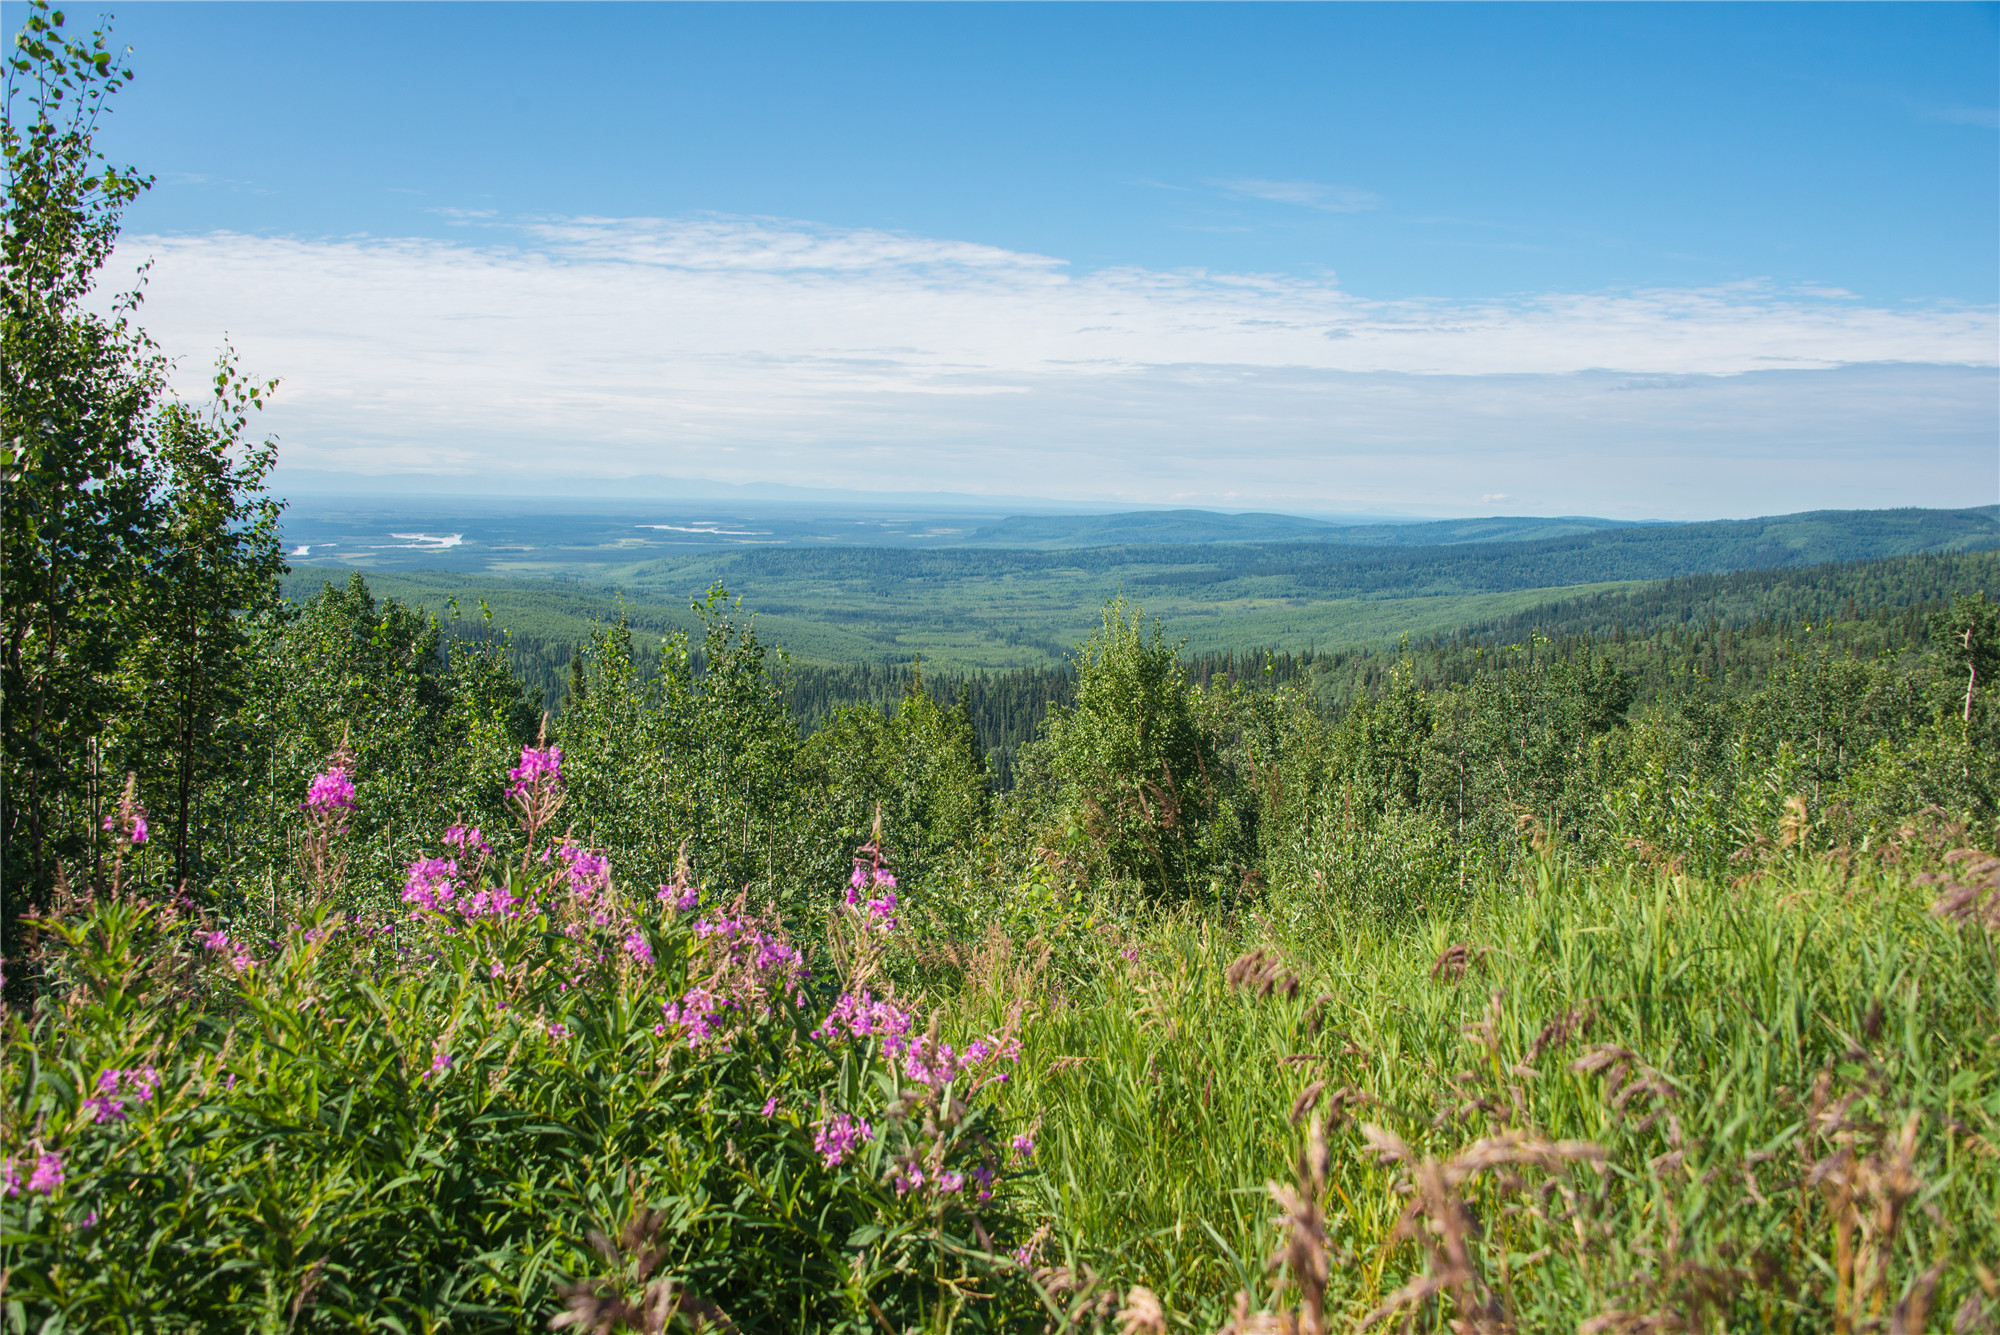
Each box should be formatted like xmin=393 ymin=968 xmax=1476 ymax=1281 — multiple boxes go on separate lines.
xmin=26 ymin=1152 xmax=63 ymax=1195
xmin=402 ymin=855 xmax=460 ymax=912
xmin=555 ymin=841 xmax=611 ymax=899
xmin=85 ymin=1067 xmax=162 ymax=1124
xmin=1012 ymin=1132 xmax=1036 ymax=1160
xmin=505 ymin=745 xmax=562 ymax=807
xmin=811 ymin=990 xmax=914 ymax=1047
xmin=659 ymin=880 xmax=701 ymax=912
xmin=762 ymin=1096 xmax=780 ymax=1117
xmin=102 ymin=806 xmax=149 ymax=846
xmin=303 ymin=765 xmax=356 ymax=815
xmin=623 ymin=931 xmax=655 ymax=969
xmin=443 ymin=824 xmax=490 ymax=856
xmin=812 ymin=1112 xmax=873 ymax=1169
xmin=1 ymin=1158 xmax=18 ymax=1198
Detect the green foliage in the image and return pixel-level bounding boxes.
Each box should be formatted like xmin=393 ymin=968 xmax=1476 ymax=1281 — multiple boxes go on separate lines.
xmin=113 ymin=353 xmax=286 ymax=888
xmin=558 ymin=589 xmax=805 ymax=898
xmin=796 ymin=665 xmax=990 ymax=889
xmin=1019 ymin=599 xmax=1243 ymax=902
xmin=2 ymin=1 xmax=160 ymax=920
xmin=250 ymin=575 xmax=539 ymax=916
xmin=2 ymin=817 xmax=1033 ymax=1331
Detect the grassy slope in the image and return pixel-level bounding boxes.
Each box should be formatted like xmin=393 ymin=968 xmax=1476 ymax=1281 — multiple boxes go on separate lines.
xmin=940 ymin=859 xmax=2000 ymax=1327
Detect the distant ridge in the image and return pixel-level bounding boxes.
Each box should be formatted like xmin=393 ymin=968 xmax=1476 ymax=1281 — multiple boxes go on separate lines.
xmin=964 ymin=510 xmax=1644 ymax=549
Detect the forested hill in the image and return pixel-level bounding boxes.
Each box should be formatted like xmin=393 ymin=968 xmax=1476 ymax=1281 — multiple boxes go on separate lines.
xmin=792 ymin=547 xmax=2000 ymax=785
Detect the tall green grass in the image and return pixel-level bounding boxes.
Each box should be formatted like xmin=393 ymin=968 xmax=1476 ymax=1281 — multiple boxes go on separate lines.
xmin=943 ymin=857 xmax=2000 ymax=1330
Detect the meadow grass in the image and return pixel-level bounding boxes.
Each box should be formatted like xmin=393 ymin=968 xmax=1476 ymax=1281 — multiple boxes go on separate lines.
xmin=8 ymin=812 xmax=1996 ymax=1330
xmin=945 ymin=856 xmax=2000 ymax=1331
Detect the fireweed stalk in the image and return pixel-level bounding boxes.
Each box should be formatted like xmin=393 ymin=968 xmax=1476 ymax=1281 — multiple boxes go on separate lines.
xmin=296 ymin=737 xmax=357 ymax=902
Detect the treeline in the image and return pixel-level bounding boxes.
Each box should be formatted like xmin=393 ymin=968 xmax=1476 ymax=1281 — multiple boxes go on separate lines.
xmin=433 ymin=548 xmax=1998 ymax=793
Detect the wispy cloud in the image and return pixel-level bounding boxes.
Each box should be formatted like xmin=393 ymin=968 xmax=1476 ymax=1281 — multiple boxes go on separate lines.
xmin=1921 ymin=105 xmax=2000 ymax=129
xmin=1209 ymin=178 xmax=1383 ymax=213
xmin=103 ymin=213 xmax=1998 ymax=516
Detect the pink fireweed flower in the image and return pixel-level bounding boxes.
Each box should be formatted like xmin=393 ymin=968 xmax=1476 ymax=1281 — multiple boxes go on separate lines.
xmin=506 ymin=744 xmax=562 ymax=799
xmin=811 ymin=1112 xmax=873 ymax=1169
xmin=553 ymin=841 xmax=611 ymax=898
xmin=462 ymin=881 xmax=524 ymax=919
xmin=810 ymin=990 xmax=914 ymax=1047
xmin=442 ymin=823 xmax=492 ymax=867
xmin=200 ymin=930 xmax=256 ymax=972
xmin=623 ymin=931 xmax=655 ymax=969
xmin=442 ymin=824 xmax=490 ymax=856
xmin=890 ymin=1162 xmax=925 ymax=1196
xmin=1011 ymin=1132 xmax=1035 ymax=1160
xmin=845 ymin=857 xmax=899 ymax=931
xmin=1 ymin=1157 xmax=18 ymax=1198
xmin=423 ymin=1050 xmax=453 ymax=1080
xmin=102 ymin=809 xmax=148 ymax=846
xmin=402 ymin=856 xmax=460 ymax=912
xmin=661 ymin=989 xmax=731 ymax=1050
xmin=659 ymin=881 xmax=701 ymax=912
xmin=303 ymin=765 xmax=356 ymax=815
xmin=762 ymin=1096 xmax=780 ymax=1117
xmin=26 ymin=1151 xmax=63 ymax=1195
xmin=85 ymin=1067 xmax=162 ymax=1123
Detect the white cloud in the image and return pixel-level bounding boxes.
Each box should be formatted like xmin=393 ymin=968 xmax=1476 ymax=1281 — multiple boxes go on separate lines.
xmin=1210 ymin=179 xmax=1383 ymax=213
xmin=100 ymin=214 xmax=1999 ymax=516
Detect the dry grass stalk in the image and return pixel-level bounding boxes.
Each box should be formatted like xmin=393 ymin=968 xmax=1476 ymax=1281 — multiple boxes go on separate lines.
xmin=551 ymin=1209 xmax=737 ymax=1334
xmin=1919 ymin=847 xmax=2000 ymax=932
xmin=1358 ymin=1124 xmax=1605 ymax=1334
xmin=1116 ymin=1286 xmax=1168 ymax=1335
xmin=1430 ymin=943 xmax=1492 ymax=984
xmin=1805 ymin=1101 xmax=1933 ymax=1335
xmin=1212 ymin=1114 xmax=1337 ymax=1335
xmin=1227 ymin=948 xmax=1302 ymax=1001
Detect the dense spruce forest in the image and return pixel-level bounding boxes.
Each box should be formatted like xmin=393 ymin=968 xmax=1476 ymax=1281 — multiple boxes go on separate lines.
xmin=6 ymin=9 xmax=1998 ymax=1332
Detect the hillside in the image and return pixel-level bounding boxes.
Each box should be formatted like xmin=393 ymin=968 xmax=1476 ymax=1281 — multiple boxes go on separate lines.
xmin=281 ymin=505 xmax=2000 ymax=681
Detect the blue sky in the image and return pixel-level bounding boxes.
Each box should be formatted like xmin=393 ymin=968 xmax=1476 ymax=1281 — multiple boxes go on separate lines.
xmin=64 ymin=2 xmax=2000 ymax=517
